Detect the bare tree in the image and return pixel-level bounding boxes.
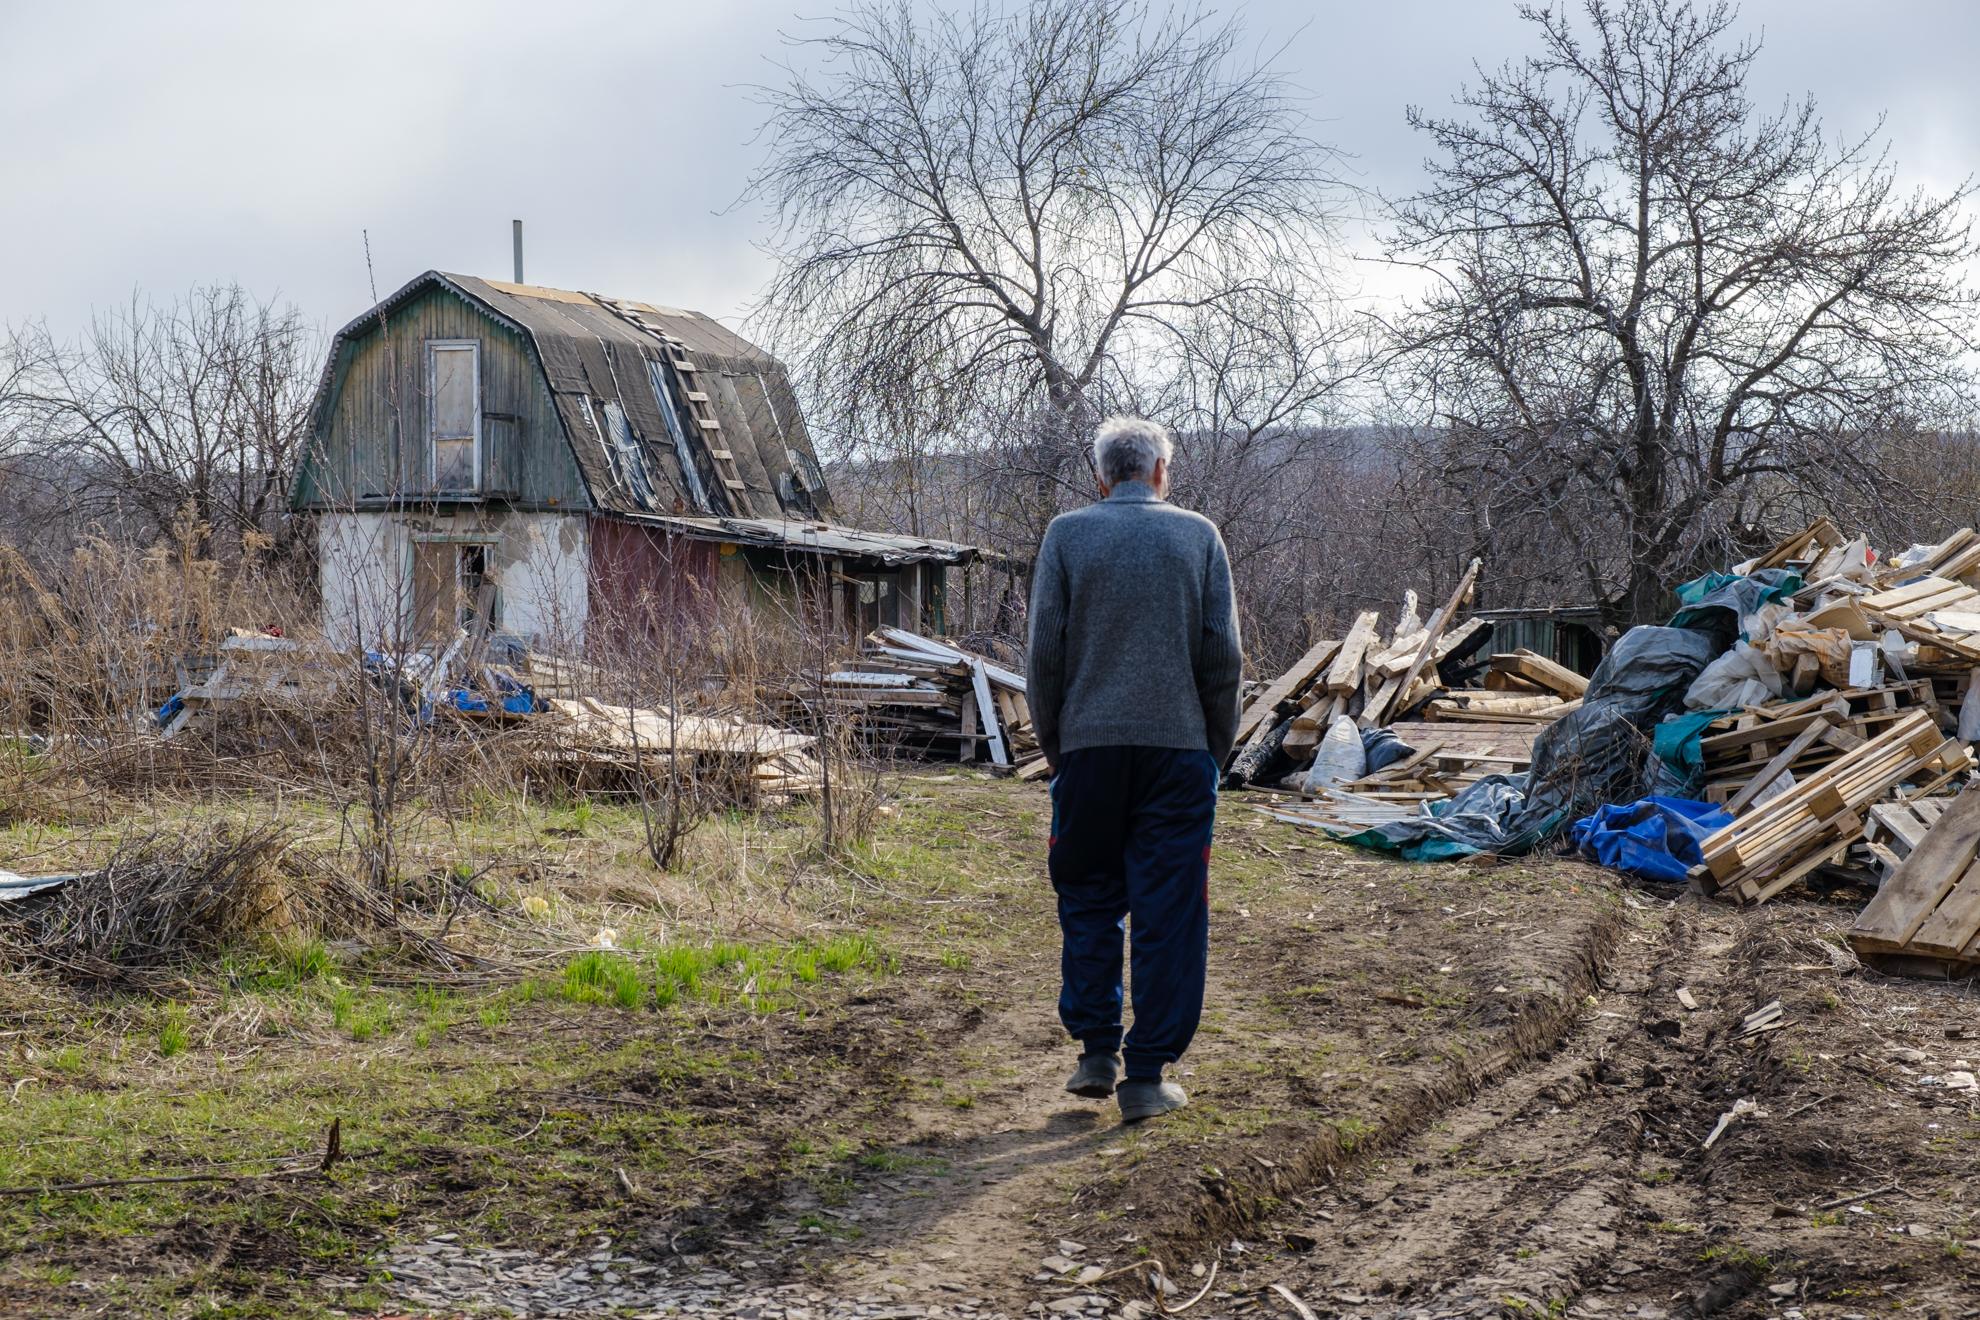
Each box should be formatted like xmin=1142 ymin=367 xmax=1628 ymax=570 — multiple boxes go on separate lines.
xmin=1381 ymin=0 xmax=1977 ymax=627
xmin=748 ymin=0 xmax=1346 ymax=564
xmin=6 ymin=284 xmax=318 ymax=557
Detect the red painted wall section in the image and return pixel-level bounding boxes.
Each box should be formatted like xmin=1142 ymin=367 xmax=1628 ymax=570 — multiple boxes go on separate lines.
xmin=586 ymin=517 xmax=721 ymax=639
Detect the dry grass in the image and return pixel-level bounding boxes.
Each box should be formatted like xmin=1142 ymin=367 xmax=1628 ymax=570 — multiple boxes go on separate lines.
xmin=0 ymin=822 xmax=493 ymax=990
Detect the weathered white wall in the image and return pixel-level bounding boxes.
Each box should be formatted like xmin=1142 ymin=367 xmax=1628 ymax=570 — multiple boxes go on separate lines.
xmin=317 ymin=510 xmax=589 ymax=649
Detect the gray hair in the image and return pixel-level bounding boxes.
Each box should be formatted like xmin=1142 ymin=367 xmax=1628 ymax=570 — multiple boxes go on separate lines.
xmin=1093 ymin=416 xmax=1173 ymax=486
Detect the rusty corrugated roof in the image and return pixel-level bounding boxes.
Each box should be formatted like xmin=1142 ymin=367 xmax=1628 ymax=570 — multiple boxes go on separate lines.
xmin=612 ymin=511 xmax=980 ymax=567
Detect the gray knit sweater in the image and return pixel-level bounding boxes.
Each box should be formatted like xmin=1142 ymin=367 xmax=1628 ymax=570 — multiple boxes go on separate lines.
xmin=1026 ymin=481 xmax=1245 ymax=767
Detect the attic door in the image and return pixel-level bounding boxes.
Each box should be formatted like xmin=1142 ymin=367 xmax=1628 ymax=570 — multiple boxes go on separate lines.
xmin=427 ymin=340 xmax=480 ymax=491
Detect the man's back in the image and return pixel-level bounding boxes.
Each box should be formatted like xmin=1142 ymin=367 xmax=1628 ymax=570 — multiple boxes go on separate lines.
xmin=1026 ymin=480 xmax=1243 ymax=767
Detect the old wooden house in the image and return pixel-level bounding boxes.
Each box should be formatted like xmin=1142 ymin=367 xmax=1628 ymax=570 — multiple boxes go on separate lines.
xmin=293 ymin=270 xmax=975 ymax=648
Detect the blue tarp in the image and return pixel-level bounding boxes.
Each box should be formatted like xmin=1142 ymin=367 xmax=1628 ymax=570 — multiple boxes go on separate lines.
xmin=449 ymin=687 xmax=537 ymax=715
xmin=1569 ymin=795 xmax=1732 ymax=884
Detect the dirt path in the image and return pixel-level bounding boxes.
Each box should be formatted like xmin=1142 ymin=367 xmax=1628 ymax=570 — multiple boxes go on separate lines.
xmin=686 ymin=851 xmax=1980 ymax=1320
xmin=1183 ymin=890 xmax=1980 ymax=1319
xmin=674 ymin=825 xmax=1632 ymax=1318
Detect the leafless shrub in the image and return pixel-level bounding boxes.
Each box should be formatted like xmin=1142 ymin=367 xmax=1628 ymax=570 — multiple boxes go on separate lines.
xmin=2 ymin=284 xmax=317 ymax=560
xmin=0 ymin=823 xmax=457 ymax=990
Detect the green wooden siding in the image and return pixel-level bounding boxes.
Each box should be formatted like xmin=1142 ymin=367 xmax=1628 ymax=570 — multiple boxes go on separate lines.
xmin=295 ymin=286 xmax=590 ymax=511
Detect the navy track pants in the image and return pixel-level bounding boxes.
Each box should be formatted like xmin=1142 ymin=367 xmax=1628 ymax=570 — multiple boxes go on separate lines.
xmin=1048 ymin=745 xmax=1217 ymax=1081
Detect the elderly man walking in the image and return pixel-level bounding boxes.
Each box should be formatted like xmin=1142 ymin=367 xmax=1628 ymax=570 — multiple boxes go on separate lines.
xmin=1026 ymin=417 xmax=1243 ymax=1122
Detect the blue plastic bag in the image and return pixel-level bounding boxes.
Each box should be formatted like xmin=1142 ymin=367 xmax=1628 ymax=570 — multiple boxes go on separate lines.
xmin=1569 ymin=795 xmax=1733 ymax=884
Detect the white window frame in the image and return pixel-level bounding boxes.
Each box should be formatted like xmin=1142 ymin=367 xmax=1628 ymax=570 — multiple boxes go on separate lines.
xmin=426 ymin=338 xmax=482 ymax=492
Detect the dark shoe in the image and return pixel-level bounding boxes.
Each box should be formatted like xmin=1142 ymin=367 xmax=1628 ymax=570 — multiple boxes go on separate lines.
xmin=1065 ymin=1051 xmax=1122 ymax=1098
xmin=1117 ymin=1079 xmax=1188 ymax=1123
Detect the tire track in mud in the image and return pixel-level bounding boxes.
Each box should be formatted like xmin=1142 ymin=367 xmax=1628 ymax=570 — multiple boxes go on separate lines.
xmin=1228 ymin=893 xmax=1747 ymax=1319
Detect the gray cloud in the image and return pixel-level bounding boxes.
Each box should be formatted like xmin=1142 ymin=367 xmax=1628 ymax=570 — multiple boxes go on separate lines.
xmin=3 ymin=0 xmax=1974 ymax=339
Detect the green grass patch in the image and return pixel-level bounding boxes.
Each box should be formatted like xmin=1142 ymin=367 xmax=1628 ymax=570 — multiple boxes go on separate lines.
xmin=540 ymin=935 xmax=893 ymax=1017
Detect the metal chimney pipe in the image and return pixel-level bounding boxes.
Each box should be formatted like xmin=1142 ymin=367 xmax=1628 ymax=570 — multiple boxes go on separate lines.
xmin=512 ymin=219 xmax=524 ymax=284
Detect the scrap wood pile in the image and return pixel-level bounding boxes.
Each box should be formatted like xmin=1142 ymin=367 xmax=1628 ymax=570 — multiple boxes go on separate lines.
xmin=1250 ymin=514 xmax=1980 ymax=979
xmin=145 ymin=630 xmax=824 ymax=802
xmin=537 ymin=696 xmax=822 ymax=800
xmin=1225 ymin=558 xmax=1587 ymax=810
xmin=793 ymin=627 xmax=1045 ymax=776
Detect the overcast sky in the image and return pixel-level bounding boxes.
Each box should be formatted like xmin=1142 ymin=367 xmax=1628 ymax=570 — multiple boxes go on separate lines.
xmin=4 ymin=0 xmax=1977 ymax=341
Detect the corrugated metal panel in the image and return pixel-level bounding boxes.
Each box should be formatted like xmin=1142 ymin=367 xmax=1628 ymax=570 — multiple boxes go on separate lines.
xmin=614 ymin=511 xmax=978 ymax=567
xmin=1470 ymin=616 xmax=1605 ymax=675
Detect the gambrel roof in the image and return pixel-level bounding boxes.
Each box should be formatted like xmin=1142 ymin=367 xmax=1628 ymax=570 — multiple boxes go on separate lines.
xmin=302 ymin=270 xmax=979 ymax=567
xmin=319 ymin=269 xmax=835 ymax=522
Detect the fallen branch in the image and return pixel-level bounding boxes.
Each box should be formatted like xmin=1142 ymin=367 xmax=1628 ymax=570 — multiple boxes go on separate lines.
xmin=0 ymin=1118 xmax=348 ymax=1198
xmin=0 ymin=1165 xmax=314 ymax=1197
xmin=1814 ymin=1181 xmax=1900 ymax=1212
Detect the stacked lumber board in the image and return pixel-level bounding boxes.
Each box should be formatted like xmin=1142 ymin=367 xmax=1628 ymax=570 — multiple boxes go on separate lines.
xmin=1857 ymin=577 xmax=1980 ymax=662
xmin=1255 ymin=788 xmax=1426 ymax=833
xmin=1693 ymin=683 xmax=1940 ymax=808
xmin=543 ymin=696 xmax=823 ymax=798
xmin=1233 ymin=561 xmax=1501 ymax=755
xmin=802 ymin=628 xmax=1043 ymax=776
xmin=1849 ymin=790 xmax=1980 ymax=975
xmin=1694 ymin=711 xmax=1972 ymax=904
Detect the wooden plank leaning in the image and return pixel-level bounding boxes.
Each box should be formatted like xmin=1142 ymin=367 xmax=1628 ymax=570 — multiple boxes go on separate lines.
xmin=1369 ymin=558 xmax=1482 ymax=728
xmin=969 ymin=660 xmax=1010 ymax=768
xmin=1850 ymin=789 xmax=1980 ymax=953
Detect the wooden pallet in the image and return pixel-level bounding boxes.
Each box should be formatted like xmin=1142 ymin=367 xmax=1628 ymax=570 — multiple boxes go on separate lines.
xmin=1863 ymin=796 xmax=1955 ymax=877
xmin=1850 ymin=790 xmax=1980 ymax=973
xmin=1696 ymin=684 xmax=1942 ymax=807
xmin=1694 ymin=711 xmax=1972 ymax=904
xmin=1859 ymin=577 xmax=1980 ymax=661
xmin=1343 ymin=720 xmax=1538 ymax=796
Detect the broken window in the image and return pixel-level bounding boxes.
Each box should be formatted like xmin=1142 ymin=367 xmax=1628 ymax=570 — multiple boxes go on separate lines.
xmin=428 ymin=340 xmax=479 ymax=491
xmin=854 ymin=572 xmax=901 ymax=633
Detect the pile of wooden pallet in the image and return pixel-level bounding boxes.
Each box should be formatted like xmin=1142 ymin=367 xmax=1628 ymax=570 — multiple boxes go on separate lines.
xmin=801 ymin=628 xmax=1044 ymax=776
xmin=1694 ymin=711 xmax=1971 ymax=904
xmin=158 ymin=631 xmax=349 ymax=739
xmin=1228 ymin=560 xmax=1588 ymax=799
xmin=1250 ymin=515 xmax=1980 ymax=914
xmin=1691 ymin=683 xmax=1941 ymax=809
xmin=1336 ymin=720 xmax=1545 ymax=800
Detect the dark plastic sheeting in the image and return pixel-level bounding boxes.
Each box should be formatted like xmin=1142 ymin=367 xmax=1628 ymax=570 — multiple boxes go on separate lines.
xmin=1334 ymin=625 xmax=1722 ymax=861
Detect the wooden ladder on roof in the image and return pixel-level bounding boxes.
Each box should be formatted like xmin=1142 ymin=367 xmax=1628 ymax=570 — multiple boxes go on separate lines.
xmin=592 ymin=295 xmax=750 ymax=509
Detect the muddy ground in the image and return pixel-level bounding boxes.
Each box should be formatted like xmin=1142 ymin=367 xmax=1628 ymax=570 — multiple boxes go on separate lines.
xmin=3 ymin=774 xmax=1979 ymax=1318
